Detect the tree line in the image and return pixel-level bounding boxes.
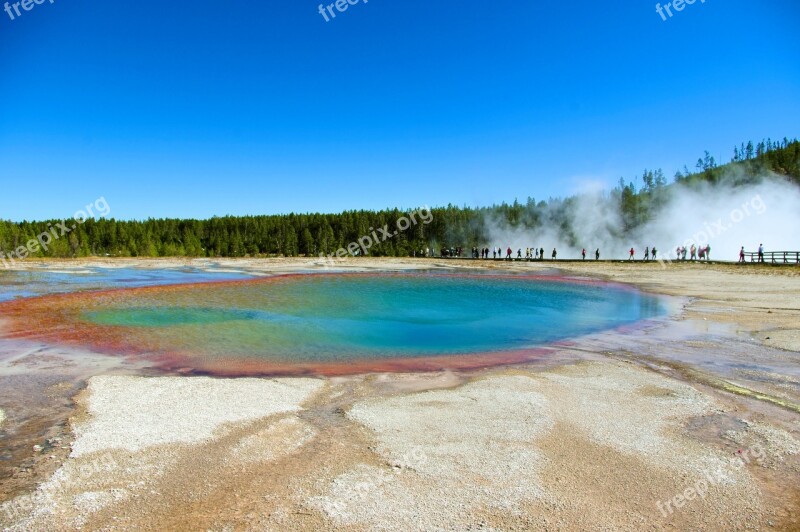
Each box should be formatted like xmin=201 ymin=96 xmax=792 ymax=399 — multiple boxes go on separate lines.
xmin=1 ymin=137 xmax=797 ymax=259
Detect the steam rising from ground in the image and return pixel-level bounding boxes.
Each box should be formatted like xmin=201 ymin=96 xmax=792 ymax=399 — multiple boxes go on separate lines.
xmin=485 ymin=173 xmax=800 ymax=261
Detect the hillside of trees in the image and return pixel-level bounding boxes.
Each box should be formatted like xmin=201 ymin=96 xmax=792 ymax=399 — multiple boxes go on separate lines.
xmin=1 ymin=137 xmax=798 ymax=260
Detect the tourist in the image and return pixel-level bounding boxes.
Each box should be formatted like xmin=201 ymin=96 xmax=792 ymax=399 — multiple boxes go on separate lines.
xmin=506 ymin=247 xmax=512 ymax=260
xmin=582 ymin=248 xmax=586 ymax=260
xmin=595 ymin=248 xmax=600 ymax=260
xmin=551 ymin=248 xmax=557 ymax=260
xmin=739 ymin=246 xmax=745 ymax=263
xmin=517 ymin=249 xmax=522 ymax=259
xmin=629 ymin=247 xmax=635 ymax=261
xmin=758 ymin=243 xmax=764 ymax=263
xmin=651 ymin=247 xmax=657 ymax=260
xmin=705 ymin=245 xmax=711 ymax=261
xmin=540 ymin=248 xmax=544 ymax=261
xmin=644 ymin=246 xmax=650 ymax=261
xmin=690 ymin=244 xmax=697 ymax=261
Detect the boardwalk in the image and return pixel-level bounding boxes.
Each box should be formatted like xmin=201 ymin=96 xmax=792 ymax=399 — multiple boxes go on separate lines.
xmin=742 ymin=251 xmax=800 ymax=264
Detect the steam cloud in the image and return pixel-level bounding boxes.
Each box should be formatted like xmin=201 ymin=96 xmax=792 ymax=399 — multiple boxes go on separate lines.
xmin=484 ymin=172 xmax=800 ymax=261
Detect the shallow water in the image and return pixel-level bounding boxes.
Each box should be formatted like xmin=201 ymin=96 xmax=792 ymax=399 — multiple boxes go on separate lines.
xmin=0 ymin=266 xmax=255 ymax=302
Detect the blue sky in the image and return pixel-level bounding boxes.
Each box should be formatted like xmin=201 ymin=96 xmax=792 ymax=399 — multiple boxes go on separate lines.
xmin=1 ymin=0 xmax=798 ymax=220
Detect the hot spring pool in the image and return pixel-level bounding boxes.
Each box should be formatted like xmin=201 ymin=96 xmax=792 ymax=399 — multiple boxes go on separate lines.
xmin=1 ymin=273 xmax=667 ymax=375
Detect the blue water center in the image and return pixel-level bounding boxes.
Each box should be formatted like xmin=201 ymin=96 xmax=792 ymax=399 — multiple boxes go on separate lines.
xmin=81 ymin=274 xmax=667 ymax=363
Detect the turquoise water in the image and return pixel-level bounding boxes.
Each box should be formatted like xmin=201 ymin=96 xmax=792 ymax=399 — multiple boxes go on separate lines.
xmin=79 ymin=274 xmax=666 ymax=363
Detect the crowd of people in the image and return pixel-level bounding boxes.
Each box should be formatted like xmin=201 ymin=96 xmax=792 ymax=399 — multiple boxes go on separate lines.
xmin=420 ymin=244 xmax=769 ymax=262
xmin=668 ymin=244 xmax=711 ymax=261
xmin=415 ymin=244 xmax=775 ymax=262
xmin=431 ymin=246 xmax=602 ymax=261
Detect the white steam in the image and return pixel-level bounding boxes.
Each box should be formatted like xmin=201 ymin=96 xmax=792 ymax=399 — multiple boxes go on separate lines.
xmin=485 ymin=173 xmax=800 ymax=261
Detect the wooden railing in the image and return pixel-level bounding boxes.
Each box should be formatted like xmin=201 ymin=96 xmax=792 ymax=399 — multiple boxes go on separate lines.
xmin=742 ymin=251 xmax=800 ymax=264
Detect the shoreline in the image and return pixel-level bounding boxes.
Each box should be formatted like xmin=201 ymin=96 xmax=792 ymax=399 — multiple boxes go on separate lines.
xmin=1 ymin=258 xmax=799 ymax=530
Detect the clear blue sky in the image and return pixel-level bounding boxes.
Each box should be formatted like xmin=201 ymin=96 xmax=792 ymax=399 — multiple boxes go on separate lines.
xmin=1 ymin=0 xmax=798 ymax=220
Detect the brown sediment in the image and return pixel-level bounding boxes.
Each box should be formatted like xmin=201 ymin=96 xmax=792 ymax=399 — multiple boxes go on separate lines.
xmin=8 ymin=361 xmax=796 ymax=531
xmin=0 ymin=374 xmax=79 ymax=503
